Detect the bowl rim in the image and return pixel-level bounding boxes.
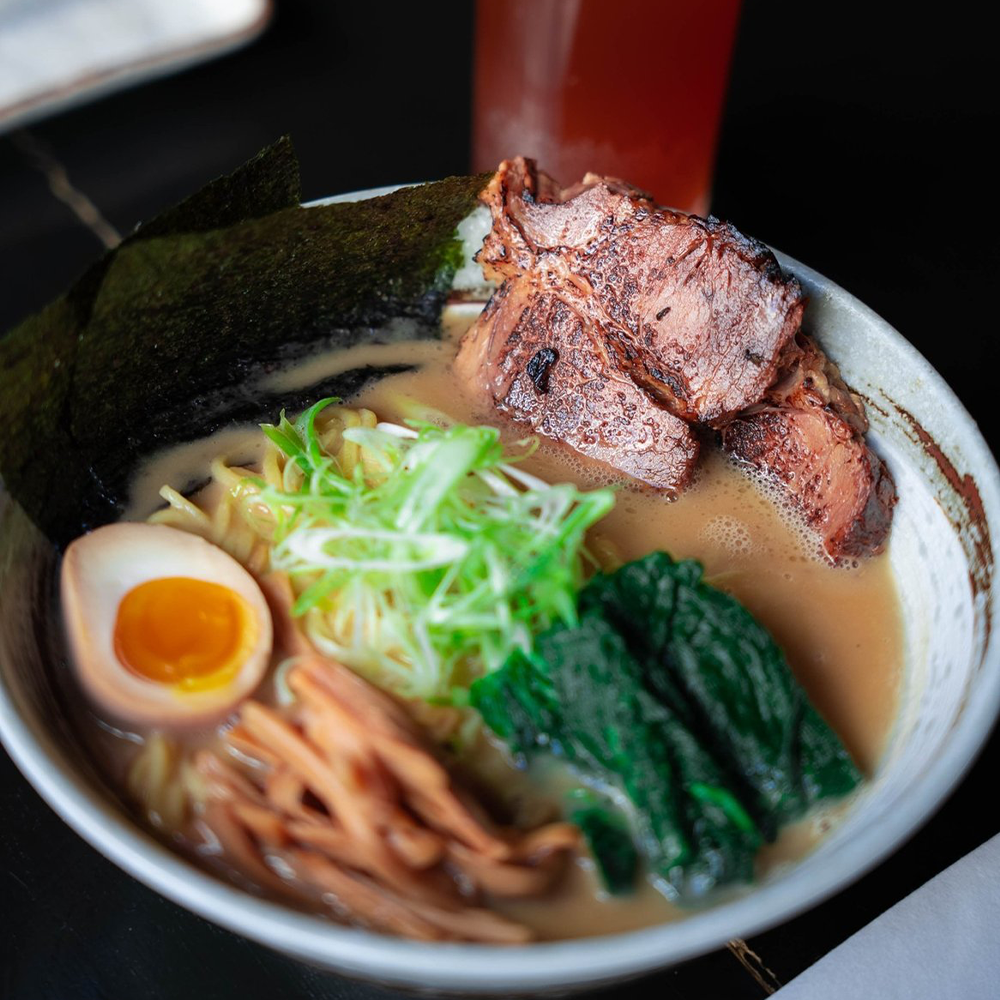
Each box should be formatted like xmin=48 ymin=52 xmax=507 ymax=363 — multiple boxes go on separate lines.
xmin=2 ymin=186 xmax=1000 ymax=993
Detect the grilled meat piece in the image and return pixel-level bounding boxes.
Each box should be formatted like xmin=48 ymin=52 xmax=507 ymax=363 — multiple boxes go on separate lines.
xmin=476 ymin=157 xmax=806 ymax=425
xmin=460 ymin=157 xmax=894 ymax=558
xmin=721 ymin=334 xmax=897 ymax=559
xmin=456 ymin=279 xmax=700 ymax=492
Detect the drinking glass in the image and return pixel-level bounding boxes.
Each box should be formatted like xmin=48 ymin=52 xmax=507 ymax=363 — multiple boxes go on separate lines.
xmin=472 ymin=0 xmax=742 ymax=216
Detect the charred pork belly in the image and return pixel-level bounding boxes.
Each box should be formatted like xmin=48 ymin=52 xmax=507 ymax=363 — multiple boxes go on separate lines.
xmin=474 ymin=157 xmax=806 ymax=425
xmin=721 ymin=334 xmax=897 ymax=559
xmin=455 ymin=278 xmax=700 ymax=492
xmin=459 ymin=157 xmax=895 ymax=558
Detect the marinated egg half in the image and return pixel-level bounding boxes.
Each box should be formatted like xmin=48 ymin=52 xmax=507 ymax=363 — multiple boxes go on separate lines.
xmin=61 ymin=523 xmax=273 ymax=727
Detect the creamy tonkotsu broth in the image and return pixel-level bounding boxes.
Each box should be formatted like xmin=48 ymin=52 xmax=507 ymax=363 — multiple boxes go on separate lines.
xmin=343 ymin=309 xmax=901 ymax=773
xmin=91 ymin=306 xmax=902 ymax=941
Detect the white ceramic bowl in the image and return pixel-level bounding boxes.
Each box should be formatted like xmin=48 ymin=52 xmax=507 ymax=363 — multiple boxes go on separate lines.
xmin=1 ymin=191 xmax=999 ymax=995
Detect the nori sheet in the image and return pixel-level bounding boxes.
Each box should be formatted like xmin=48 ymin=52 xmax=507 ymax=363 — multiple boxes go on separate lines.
xmin=0 ymin=139 xmax=490 ymax=545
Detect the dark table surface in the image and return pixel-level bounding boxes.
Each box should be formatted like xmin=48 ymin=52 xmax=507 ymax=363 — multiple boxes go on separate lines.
xmin=2 ymin=3 xmax=998 ymax=998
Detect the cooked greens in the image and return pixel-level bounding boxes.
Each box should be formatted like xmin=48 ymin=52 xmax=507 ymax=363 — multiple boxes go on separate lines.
xmin=250 ymin=400 xmax=615 ymax=700
xmin=470 ymin=552 xmax=862 ymax=901
xmin=567 ymin=791 xmax=640 ymax=895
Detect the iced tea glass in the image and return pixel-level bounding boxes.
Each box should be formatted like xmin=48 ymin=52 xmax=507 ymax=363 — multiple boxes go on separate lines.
xmin=472 ymin=0 xmax=741 ymax=216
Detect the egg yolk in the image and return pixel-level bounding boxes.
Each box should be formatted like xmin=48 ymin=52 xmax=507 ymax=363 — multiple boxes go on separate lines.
xmin=114 ymin=577 xmax=257 ymax=690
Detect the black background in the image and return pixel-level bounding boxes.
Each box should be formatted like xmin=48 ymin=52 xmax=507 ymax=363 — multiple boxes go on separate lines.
xmin=1 ymin=3 xmax=998 ymax=998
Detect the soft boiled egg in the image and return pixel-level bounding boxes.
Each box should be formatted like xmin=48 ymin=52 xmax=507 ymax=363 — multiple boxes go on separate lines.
xmin=61 ymin=522 xmax=273 ymax=728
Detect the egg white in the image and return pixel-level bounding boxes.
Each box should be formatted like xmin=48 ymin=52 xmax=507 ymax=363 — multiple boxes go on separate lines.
xmin=61 ymin=522 xmax=273 ymax=728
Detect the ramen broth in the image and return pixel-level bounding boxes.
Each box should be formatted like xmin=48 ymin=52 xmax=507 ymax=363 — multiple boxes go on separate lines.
xmin=110 ymin=307 xmax=902 ymax=939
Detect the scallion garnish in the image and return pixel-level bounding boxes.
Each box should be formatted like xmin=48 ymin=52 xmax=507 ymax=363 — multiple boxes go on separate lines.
xmin=251 ymin=399 xmax=614 ymax=699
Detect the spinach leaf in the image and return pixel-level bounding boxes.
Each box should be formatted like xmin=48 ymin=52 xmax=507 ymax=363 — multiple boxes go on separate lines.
xmin=567 ymin=793 xmax=639 ymax=895
xmin=470 ymin=552 xmax=861 ymax=902
xmin=581 ymin=552 xmax=860 ymax=834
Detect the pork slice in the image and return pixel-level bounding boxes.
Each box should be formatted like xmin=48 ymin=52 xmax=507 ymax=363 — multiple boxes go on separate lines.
xmin=476 ymin=158 xmax=806 ymax=424
xmin=477 ymin=157 xmax=650 ymax=282
xmin=721 ymin=334 xmax=897 ymax=560
xmin=587 ymin=213 xmax=806 ymax=425
xmin=455 ymin=279 xmax=699 ymax=493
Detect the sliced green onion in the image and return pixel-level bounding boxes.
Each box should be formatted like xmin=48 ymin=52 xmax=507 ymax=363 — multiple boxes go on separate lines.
xmin=250 ymin=403 xmax=615 ymax=700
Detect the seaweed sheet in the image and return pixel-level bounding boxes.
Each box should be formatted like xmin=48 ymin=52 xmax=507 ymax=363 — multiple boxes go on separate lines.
xmin=0 ymin=138 xmax=490 ymax=545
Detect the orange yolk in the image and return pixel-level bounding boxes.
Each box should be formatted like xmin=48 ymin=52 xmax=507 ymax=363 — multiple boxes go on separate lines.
xmin=114 ymin=577 xmax=256 ymax=690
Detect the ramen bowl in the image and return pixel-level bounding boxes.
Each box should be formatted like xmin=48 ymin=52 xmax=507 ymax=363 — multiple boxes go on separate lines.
xmin=1 ymin=200 xmax=999 ymax=993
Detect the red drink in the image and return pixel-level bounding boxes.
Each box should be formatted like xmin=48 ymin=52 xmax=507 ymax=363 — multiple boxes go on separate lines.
xmin=472 ymin=0 xmax=741 ymax=216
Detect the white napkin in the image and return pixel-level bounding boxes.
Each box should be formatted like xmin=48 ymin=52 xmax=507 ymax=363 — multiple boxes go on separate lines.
xmin=775 ymin=832 xmax=1000 ymax=1000
xmin=0 ymin=0 xmax=270 ymax=133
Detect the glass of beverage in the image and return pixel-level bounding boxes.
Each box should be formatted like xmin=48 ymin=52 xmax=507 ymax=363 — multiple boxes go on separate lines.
xmin=472 ymin=0 xmax=742 ymax=216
